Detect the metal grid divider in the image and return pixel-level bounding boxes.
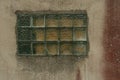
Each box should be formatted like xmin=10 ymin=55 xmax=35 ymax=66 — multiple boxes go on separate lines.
xmin=86 ymin=18 xmax=89 ymax=56
xmin=44 ymin=15 xmax=48 ymax=55
xmin=30 ymin=15 xmax=34 ymax=55
xmin=85 ymin=27 xmax=88 ymax=56
xmin=72 ymin=15 xmax=74 ymax=55
xmin=59 ymin=15 xmax=62 ymax=55
xmin=59 ymin=15 xmax=61 ymax=55
xmin=57 ymin=15 xmax=60 ymax=55
xmin=82 ymin=17 xmax=88 ymax=56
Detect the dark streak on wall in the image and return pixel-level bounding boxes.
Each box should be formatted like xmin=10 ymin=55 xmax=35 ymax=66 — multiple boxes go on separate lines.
xmin=104 ymin=0 xmax=120 ymax=80
xmin=76 ymin=68 xmax=81 ymax=80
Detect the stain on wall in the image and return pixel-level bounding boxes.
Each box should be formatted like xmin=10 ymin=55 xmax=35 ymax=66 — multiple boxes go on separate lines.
xmin=104 ymin=0 xmax=120 ymax=80
xmin=76 ymin=68 xmax=81 ymax=80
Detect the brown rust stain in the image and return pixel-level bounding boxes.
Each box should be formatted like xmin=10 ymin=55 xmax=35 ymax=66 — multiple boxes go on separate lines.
xmin=76 ymin=68 xmax=81 ymax=80
xmin=104 ymin=0 xmax=120 ymax=80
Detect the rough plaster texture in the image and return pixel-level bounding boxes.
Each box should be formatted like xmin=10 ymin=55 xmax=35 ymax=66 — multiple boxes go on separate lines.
xmin=0 ymin=0 xmax=105 ymax=80
xmin=104 ymin=0 xmax=120 ymax=80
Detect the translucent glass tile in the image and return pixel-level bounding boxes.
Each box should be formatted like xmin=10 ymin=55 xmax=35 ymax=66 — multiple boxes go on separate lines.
xmin=73 ymin=18 xmax=84 ymax=27
xmin=33 ymin=16 xmax=45 ymax=27
xmin=60 ymin=28 xmax=72 ymax=41
xmin=46 ymin=29 xmax=58 ymax=41
xmin=33 ymin=43 xmax=45 ymax=55
xmin=60 ymin=42 xmax=72 ymax=55
xmin=73 ymin=42 xmax=86 ymax=55
xmin=46 ymin=15 xmax=58 ymax=27
xmin=47 ymin=42 xmax=58 ymax=55
xmin=32 ymin=29 xmax=44 ymax=41
xmin=60 ymin=16 xmax=72 ymax=27
xmin=74 ymin=28 xmax=86 ymax=41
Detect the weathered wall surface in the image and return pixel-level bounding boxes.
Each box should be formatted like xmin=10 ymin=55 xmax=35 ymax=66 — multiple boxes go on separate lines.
xmin=104 ymin=0 xmax=120 ymax=80
xmin=0 ymin=0 xmax=106 ymax=80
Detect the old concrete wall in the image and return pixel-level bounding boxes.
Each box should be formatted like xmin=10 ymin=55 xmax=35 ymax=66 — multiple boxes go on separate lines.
xmin=104 ymin=0 xmax=120 ymax=80
xmin=0 ymin=0 xmax=105 ymax=80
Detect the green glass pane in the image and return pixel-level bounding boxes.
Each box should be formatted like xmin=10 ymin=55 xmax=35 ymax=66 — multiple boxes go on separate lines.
xmin=18 ymin=42 xmax=31 ymax=54
xmin=18 ymin=15 xmax=30 ymax=26
xmin=18 ymin=28 xmax=31 ymax=40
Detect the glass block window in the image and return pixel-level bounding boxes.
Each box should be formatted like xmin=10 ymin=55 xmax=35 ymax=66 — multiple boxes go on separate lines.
xmin=16 ymin=10 xmax=89 ymax=56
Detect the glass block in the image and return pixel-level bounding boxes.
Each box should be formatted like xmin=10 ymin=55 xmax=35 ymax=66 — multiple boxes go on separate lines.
xmin=46 ymin=15 xmax=58 ymax=27
xmin=18 ymin=42 xmax=31 ymax=54
xmin=32 ymin=29 xmax=44 ymax=41
xmin=60 ymin=16 xmax=72 ymax=27
xmin=18 ymin=28 xmax=31 ymax=40
xmin=46 ymin=29 xmax=58 ymax=41
xmin=74 ymin=28 xmax=86 ymax=41
xmin=60 ymin=42 xmax=73 ymax=55
xmin=46 ymin=42 xmax=58 ymax=55
xmin=60 ymin=28 xmax=72 ymax=41
xmin=33 ymin=16 xmax=45 ymax=27
xmin=73 ymin=18 xmax=84 ymax=27
xmin=18 ymin=15 xmax=30 ymax=26
xmin=33 ymin=43 xmax=45 ymax=55
xmin=73 ymin=42 xmax=86 ymax=55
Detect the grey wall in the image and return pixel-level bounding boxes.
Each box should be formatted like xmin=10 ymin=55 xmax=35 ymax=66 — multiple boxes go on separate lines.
xmin=0 ymin=0 xmax=105 ymax=80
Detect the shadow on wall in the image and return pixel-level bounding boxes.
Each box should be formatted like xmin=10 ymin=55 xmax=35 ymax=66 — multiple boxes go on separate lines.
xmin=16 ymin=56 xmax=85 ymax=74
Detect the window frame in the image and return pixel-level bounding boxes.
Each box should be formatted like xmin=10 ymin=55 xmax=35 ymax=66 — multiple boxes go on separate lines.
xmin=15 ymin=10 xmax=89 ymax=57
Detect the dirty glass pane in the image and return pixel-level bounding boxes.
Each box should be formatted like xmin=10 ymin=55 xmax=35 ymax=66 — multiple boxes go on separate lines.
xmin=18 ymin=15 xmax=30 ymax=26
xmin=46 ymin=42 xmax=58 ymax=55
xmin=18 ymin=42 xmax=31 ymax=54
xmin=33 ymin=43 xmax=45 ymax=55
xmin=60 ymin=42 xmax=73 ymax=55
xmin=60 ymin=28 xmax=72 ymax=41
xmin=46 ymin=29 xmax=58 ymax=41
xmin=32 ymin=29 xmax=44 ymax=41
xmin=46 ymin=15 xmax=58 ymax=27
xmin=18 ymin=28 xmax=31 ymax=40
xmin=60 ymin=15 xmax=72 ymax=27
xmin=73 ymin=42 xmax=87 ymax=55
xmin=16 ymin=12 xmax=88 ymax=56
xmin=73 ymin=18 xmax=84 ymax=27
xmin=33 ymin=16 xmax=45 ymax=27
xmin=74 ymin=28 xmax=86 ymax=41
